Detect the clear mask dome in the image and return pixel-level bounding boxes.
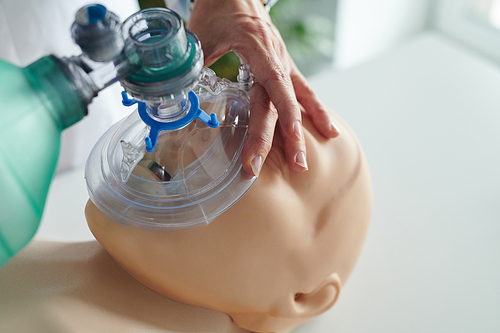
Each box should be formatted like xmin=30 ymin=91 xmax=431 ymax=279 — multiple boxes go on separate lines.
xmin=85 ymin=67 xmax=256 ymax=230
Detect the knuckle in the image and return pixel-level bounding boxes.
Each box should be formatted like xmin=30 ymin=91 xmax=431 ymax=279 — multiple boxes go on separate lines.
xmin=315 ymin=104 xmax=332 ymax=119
xmin=247 ymin=133 xmax=273 ymax=154
xmin=274 ymin=96 xmax=298 ymax=119
xmin=301 ymin=82 xmax=315 ymax=96
xmin=250 ymin=98 xmax=279 ymax=120
xmin=270 ymin=66 xmax=289 ymax=81
xmin=262 ymin=66 xmax=290 ymax=89
xmin=315 ymin=106 xmax=329 ymax=117
xmin=250 ymin=95 xmax=270 ymax=110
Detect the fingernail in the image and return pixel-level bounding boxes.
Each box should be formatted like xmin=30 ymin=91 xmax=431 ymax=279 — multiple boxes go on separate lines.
xmin=294 ymin=151 xmax=308 ymax=170
xmin=251 ymin=155 xmax=263 ymax=177
xmin=329 ymin=121 xmax=341 ymax=136
xmin=293 ymin=121 xmax=303 ymax=141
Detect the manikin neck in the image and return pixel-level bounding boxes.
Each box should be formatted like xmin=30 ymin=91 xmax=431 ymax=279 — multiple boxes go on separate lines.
xmin=0 ymin=240 xmax=249 ymax=333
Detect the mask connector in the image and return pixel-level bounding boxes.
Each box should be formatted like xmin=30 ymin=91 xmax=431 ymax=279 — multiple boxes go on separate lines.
xmin=121 ymin=91 xmax=219 ymax=152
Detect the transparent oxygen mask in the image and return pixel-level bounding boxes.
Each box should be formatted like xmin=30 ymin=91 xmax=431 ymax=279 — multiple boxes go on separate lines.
xmin=86 ymin=67 xmax=255 ymax=230
xmin=85 ymin=0 xmax=257 ymax=229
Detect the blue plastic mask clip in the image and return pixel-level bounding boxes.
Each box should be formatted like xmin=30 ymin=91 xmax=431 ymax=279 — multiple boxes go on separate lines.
xmin=121 ymin=91 xmax=219 ymax=152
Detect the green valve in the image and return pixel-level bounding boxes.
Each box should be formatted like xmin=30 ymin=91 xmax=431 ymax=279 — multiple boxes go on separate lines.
xmin=126 ymin=35 xmax=198 ymax=83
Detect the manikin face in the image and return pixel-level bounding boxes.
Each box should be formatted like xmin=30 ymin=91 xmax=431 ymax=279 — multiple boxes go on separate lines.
xmin=86 ymin=111 xmax=372 ymax=333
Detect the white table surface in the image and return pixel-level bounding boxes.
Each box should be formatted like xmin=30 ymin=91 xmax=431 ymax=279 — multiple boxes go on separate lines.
xmin=38 ymin=32 xmax=500 ymax=333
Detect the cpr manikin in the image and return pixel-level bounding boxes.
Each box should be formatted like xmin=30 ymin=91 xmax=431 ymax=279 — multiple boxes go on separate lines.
xmin=0 ymin=106 xmax=372 ymax=332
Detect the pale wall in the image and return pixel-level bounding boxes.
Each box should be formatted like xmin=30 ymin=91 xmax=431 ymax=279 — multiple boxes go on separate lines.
xmin=334 ymin=0 xmax=433 ymax=69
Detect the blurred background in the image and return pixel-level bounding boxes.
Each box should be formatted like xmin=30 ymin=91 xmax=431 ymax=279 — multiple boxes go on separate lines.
xmin=140 ymin=0 xmax=500 ymax=80
xmin=2 ymin=0 xmax=499 ymax=332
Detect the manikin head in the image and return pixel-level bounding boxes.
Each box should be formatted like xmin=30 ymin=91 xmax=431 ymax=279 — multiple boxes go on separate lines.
xmin=85 ymin=112 xmax=372 ymax=332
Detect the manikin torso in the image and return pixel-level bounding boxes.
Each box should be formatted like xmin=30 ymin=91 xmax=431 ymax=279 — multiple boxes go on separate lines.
xmin=0 ymin=110 xmax=372 ymax=333
xmin=0 ymin=240 xmax=251 ymax=333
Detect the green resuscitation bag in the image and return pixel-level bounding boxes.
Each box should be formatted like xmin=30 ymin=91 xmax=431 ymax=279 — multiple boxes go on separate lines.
xmin=0 ymin=56 xmax=85 ymax=267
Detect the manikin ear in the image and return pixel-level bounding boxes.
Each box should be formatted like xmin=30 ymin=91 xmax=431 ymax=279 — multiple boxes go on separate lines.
xmin=276 ymin=273 xmax=342 ymax=319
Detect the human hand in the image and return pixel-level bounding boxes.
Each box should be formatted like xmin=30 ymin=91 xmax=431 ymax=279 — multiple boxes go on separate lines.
xmin=188 ymin=0 xmax=340 ymax=176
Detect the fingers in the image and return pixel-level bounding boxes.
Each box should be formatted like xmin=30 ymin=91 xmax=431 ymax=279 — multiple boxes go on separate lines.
xmin=241 ymin=83 xmax=278 ymax=177
xmin=261 ymin=67 xmax=308 ymax=173
xmin=240 ymin=45 xmax=307 ymax=174
xmin=229 ymin=13 xmax=304 ymax=155
xmin=289 ymin=62 xmax=341 ymax=139
xmin=188 ymin=0 xmax=317 ymax=174
xmin=281 ymin=124 xmax=308 ymax=174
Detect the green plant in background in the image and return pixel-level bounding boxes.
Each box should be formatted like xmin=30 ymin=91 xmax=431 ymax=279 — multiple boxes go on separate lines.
xmin=271 ymin=0 xmax=335 ymax=76
xmin=208 ymin=51 xmax=241 ymax=82
xmin=138 ymin=0 xmax=335 ymax=80
xmin=139 ymin=0 xmax=165 ymax=9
